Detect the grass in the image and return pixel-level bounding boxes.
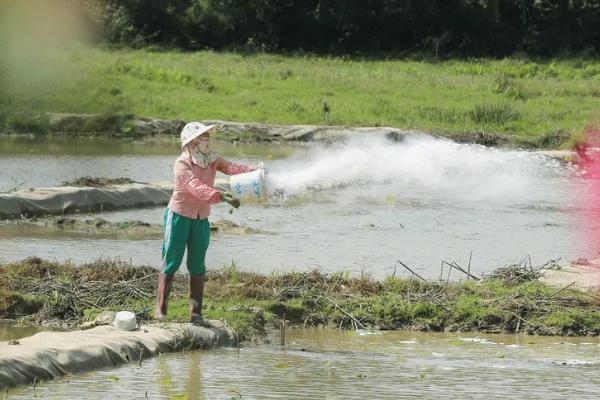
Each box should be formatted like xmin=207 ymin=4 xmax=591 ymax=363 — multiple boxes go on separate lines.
xmin=1 ymin=45 xmax=599 ymax=148
xmin=4 ymin=257 xmax=600 ymax=338
xmin=83 ymin=298 xmax=272 ymax=340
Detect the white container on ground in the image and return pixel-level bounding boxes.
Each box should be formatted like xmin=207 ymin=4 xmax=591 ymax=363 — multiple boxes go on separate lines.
xmin=230 ymin=167 xmax=267 ymax=203
xmin=113 ymin=311 xmax=137 ymax=331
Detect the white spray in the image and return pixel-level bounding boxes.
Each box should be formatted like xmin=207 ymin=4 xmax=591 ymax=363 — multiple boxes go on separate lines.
xmin=267 ymin=134 xmax=569 ymax=205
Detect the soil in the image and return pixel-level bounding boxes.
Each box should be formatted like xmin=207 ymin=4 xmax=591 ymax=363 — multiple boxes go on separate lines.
xmin=0 ymin=217 xmax=270 ymax=236
xmin=61 ymin=177 xmax=138 ymax=187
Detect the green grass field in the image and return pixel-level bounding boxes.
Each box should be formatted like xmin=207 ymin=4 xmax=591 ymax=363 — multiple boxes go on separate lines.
xmin=2 ymin=46 xmax=599 ymax=147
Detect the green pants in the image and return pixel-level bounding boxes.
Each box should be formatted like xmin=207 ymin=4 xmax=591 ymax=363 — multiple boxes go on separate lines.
xmin=162 ymin=209 xmax=210 ymax=276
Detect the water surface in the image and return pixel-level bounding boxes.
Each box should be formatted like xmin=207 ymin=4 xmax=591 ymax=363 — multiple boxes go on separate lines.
xmin=0 ymin=321 xmax=43 ymax=342
xmin=0 ymin=134 xmax=589 ymax=279
xmin=7 ymin=329 xmax=600 ymax=399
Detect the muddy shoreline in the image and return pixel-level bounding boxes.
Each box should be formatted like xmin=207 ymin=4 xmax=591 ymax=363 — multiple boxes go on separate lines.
xmin=0 ymin=112 xmax=574 ymax=149
xmin=0 ymin=216 xmax=270 ymax=237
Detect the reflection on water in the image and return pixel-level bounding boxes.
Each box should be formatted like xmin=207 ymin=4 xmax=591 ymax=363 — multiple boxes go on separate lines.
xmin=7 ymin=329 xmax=600 ymax=399
xmin=0 ymin=321 xmax=43 ymax=341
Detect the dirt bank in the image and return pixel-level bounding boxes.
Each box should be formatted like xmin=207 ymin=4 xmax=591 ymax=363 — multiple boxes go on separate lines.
xmin=1 ymin=112 xmax=577 ymax=149
xmin=3 ymin=257 xmax=600 ymax=340
xmin=1 ymin=112 xmax=410 ymax=143
xmin=61 ymin=176 xmax=138 ymax=187
xmin=0 ymin=216 xmax=270 ymax=237
xmin=540 ymin=258 xmax=600 ymax=290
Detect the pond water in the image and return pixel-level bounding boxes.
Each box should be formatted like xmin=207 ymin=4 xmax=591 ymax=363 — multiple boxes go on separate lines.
xmin=0 ymin=320 xmax=43 ymax=342
xmin=7 ymin=328 xmax=600 ymax=399
xmin=0 ymin=134 xmax=593 ymax=279
xmin=2 ymin=134 xmax=599 ymax=397
xmin=0 ymin=136 xmax=294 ymax=190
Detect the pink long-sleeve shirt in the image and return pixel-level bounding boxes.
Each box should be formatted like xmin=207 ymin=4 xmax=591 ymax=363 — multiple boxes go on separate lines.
xmin=167 ymin=152 xmax=254 ymax=219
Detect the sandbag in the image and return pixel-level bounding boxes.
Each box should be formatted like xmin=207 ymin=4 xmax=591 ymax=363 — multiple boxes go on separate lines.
xmin=0 ymin=179 xmax=230 ymax=219
xmin=0 ymin=322 xmax=234 ymax=389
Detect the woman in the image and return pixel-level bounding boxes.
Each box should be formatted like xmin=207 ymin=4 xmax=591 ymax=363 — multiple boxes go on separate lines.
xmin=156 ymin=121 xmax=255 ymax=324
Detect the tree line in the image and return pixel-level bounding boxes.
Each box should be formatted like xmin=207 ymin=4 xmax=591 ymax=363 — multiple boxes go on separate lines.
xmin=86 ymin=0 xmax=599 ymax=56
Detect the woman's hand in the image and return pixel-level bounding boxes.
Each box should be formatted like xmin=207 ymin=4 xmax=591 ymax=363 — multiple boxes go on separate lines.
xmin=220 ymin=191 xmax=241 ymax=208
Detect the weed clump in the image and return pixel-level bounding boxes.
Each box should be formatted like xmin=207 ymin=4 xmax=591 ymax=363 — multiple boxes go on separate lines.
xmin=51 ymin=113 xmax=135 ymax=136
xmin=486 ymin=263 xmax=545 ymax=286
xmin=4 ymin=113 xmax=50 ymax=134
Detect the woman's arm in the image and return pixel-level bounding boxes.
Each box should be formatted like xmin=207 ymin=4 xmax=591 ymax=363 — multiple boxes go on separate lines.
xmin=175 ymin=159 xmax=221 ymax=203
xmin=216 ymin=157 xmax=256 ymax=175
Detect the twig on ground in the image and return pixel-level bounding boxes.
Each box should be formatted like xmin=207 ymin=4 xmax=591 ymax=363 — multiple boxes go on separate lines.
xmin=543 ymin=282 xmax=577 ymax=301
xmin=323 ymin=296 xmax=367 ymax=330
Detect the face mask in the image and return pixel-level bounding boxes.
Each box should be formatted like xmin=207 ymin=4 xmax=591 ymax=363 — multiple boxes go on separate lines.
xmin=190 ymin=148 xmax=218 ymax=168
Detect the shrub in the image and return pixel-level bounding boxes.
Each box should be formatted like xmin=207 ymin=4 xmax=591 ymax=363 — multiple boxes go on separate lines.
xmin=5 ymin=113 xmax=50 ymax=134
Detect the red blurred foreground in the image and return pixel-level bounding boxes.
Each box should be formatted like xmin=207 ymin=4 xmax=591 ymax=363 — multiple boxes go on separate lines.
xmin=573 ymin=125 xmax=600 ymax=261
